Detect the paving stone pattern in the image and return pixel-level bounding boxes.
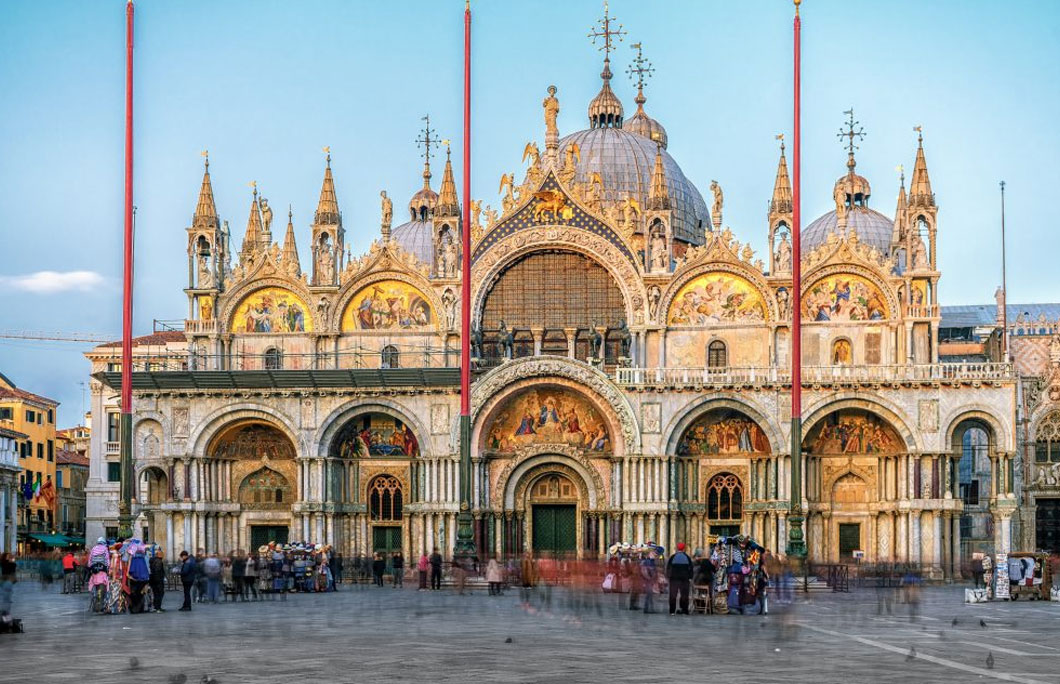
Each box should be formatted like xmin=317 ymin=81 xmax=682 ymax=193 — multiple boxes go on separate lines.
xmin=2 ymin=582 xmax=1060 ymax=684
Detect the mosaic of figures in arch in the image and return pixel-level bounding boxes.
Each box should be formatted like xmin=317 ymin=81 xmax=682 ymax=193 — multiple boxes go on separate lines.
xmin=238 ymin=467 xmax=292 ymax=507
xmin=342 ymin=280 xmax=432 ymax=331
xmin=210 ymin=423 xmax=296 ymax=460
xmin=802 ymin=274 xmax=888 ymax=322
xmin=805 ymin=410 xmax=903 ymax=454
xmin=484 ymin=387 xmax=610 ymax=454
xmin=231 ymin=287 xmax=311 ymax=333
xmin=676 ymin=409 xmax=771 ymax=456
xmin=331 ymin=413 xmax=420 ymax=459
xmin=667 ymin=273 xmax=768 ymax=325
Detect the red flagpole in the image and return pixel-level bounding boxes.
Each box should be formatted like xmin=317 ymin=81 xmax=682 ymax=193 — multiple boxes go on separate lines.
xmin=460 ymin=0 xmax=471 ymax=416
xmin=118 ymin=0 xmax=136 ymax=537
xmin=787 ymin=0 xmax=806 ymax=558
xmin=455 ymin=0 xmax=475 ymax=558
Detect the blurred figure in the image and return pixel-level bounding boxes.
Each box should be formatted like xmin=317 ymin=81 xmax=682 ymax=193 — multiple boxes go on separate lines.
xmin=178 ymin=550 xmax=195 ymax=611
xmin=244 ymin=551 xmax=259 ymax=600
xmin=372 ymin=552 xmax=385 ymax=587
xmin=391 ymin=551 xmax=404 ymax=589
xmin=430 ymin=548 xmax=443 ymax=590
xmin=194 ymin=548 xmax=207 ymax=603
xmin=61 ymin=550 xmax=77 ymax=594
xmin=418 ymin=552 xmax=429 ymax=591
xmin=452 ymin=556 xmax=467 ymax=595
xmin=486 ymin=557 xmax=503 ymax=596
xmin=148 ymin=549 xmax=166 ymax=612
xmin=903 ymin=566 xmax=921 ymax=621
xmin=520 ymin=552 xmax=537 ymax=606
xmin=666 ymin=543 xmax=694 ymax=615
xmin=640 ymin=553 xmax=657 ymax=614
xmin=203 ymin=552 xmax=221 ymax=603
xmin=232 ymin=549 xmax=247 ymax=600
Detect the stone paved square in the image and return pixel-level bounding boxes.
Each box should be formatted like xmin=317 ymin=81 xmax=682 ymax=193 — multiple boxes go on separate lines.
xmin=3 ymin=582 xmax=1060 ymax=684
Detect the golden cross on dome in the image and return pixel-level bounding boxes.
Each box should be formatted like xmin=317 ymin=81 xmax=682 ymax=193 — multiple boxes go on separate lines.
xmin=837 ymin=108 xmax=865 ymax=156
xmin=626 ymin=42 xmax=654 ymax=91
xmin=416 ymin=114 xmax=441 ymax=167
xmin=588 ymin=1 xmax=626 ymax=61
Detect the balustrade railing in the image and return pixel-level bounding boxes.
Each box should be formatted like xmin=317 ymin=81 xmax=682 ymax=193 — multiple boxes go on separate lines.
xmin=615 ymin=362 xmax=1013 ymax=387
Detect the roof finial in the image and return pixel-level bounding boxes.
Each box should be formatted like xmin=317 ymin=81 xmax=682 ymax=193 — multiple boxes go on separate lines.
xmin=322 ymin=146 xmax=331 ymax=168
xmin=896 ymin=164 xmax=905 ymax=187
xmin=837 ymin=108 xmax=865 ymax=172
xmin=588 ymin=1 xmax=626 ymax=79
xmin=626 ymin=42 xmax=653 ymax=108
xmin=776 ymin=132 xmax=785 ymax=154
xmin=794 ymin=0 xmax=801 ymax=15
xmin=201 ymin=149 xmax=209 ymax=171
xmin=914 ymin=124 xmax=923 ymax=145
xmin=416 ymin=114 xmax=440 ymax=188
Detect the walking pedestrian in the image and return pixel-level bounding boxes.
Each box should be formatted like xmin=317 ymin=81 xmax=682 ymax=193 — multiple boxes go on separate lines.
xmin=244 ymin=551 xmax=259 ymax=600
xmin=640 ymin=553 xmax=657 ymax=614
xmin=232 ymin=550 xmax=246 ymax=601
xmin=391 ymin=551 xmax=404 ymax=588
xmin=178 ymin=551 xmax=196 ymax=611
xmin=666 ymin=542 xmax=694 ymax=615
xmin=149 ymin=550 xmax=166 ymax=612
xmin=417 ymin=553 xmax=429 ymax=591
xmin=429 ymin=548 xmax=443 ymax=590
xmin=520 ymin=552 xmax=537 ymax=606
xmin=194 ymin=549 xmax=207 ymax=603
xmin=203 ymin=552 xmax=221 ymax=603
xmin=61 ymin=551 xmax=77 ymax=594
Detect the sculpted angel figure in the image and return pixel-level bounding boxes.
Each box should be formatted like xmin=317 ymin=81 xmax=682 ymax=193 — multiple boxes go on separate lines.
xmin=470 ymin=199 xmax=482 ymax=231
xmin=522 ymin=142 xmax=540 ymax=167
xmin=499 ymin=173 xmax=515 ymax=211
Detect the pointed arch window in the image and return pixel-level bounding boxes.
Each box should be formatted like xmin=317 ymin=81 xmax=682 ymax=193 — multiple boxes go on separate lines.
xmin=369 ymin=475 xmax=403 ymax=521
xmin=707 ymin=473 xmax=742 ymax=521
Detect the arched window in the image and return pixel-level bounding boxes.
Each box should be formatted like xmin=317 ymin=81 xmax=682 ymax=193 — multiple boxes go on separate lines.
xmin=263 ymin=348 xmax=283 ymax=370
xmin=707 ymin=473 xmax=743 ymax=521
xmin=1035 ymin=412 xmax=1060 ymax=464
xmin=381 ymin=345 xmax=400 ymax=369
xmin=953 ymin=419 xmax=992 ymax=506
xmin=369 ymin=475 xmax=403 ymax=521
xmin=707 ymin=340 xmax=727 ymax=368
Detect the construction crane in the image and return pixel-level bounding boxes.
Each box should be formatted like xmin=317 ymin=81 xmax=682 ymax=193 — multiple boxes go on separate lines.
xmin=0 ymin=331 xmax=114 ymax=344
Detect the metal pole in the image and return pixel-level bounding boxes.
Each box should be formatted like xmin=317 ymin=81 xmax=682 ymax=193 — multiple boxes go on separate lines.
xmin=999 ymin=181 xmax=1008 ymax=362
xmin=118 ymin=0 xmax=136 ymax=539
xmin=455 ymin=0 xmax=476 ymax=562
xmin=786 ymin=0 xmax=807 ymax=560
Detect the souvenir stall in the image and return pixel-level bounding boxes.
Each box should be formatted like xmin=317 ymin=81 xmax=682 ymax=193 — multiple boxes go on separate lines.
xmin=604 ymin=542 xmax=665 ymax=594
xmin=711 ymin=535 xmax=768 ymax=615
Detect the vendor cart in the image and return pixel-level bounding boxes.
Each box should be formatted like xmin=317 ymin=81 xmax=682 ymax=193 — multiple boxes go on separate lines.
xmin=1007 ymin=552 xmax=1052 ymax=600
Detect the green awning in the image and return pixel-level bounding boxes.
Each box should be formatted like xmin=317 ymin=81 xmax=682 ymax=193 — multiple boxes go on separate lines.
xmin=28 ymin=533 xmax=74 ymax=547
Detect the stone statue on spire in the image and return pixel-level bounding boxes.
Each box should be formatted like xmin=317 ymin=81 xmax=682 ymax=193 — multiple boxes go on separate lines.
xmin=380 ymin=190 xmax=393 ymax=238
xmin=543 ymin=85 xmax=560 ymax=154
xmin=710 ymin=180 xmax=724 ymax=229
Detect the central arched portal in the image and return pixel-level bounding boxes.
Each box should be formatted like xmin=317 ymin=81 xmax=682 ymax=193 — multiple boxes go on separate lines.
xmin=528 ymin=472 xmax=579 ymax=555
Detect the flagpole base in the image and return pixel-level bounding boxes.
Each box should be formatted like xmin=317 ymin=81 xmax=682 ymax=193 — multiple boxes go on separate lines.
xmin=454 ymin=414 xmax=477 ymax=562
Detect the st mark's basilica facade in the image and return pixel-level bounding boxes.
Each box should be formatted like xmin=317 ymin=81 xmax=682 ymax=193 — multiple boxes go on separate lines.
xmin=86 ymin=18 xmax=1019 ymax=578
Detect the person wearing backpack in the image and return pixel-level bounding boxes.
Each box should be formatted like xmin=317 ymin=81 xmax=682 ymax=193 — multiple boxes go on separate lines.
xmin=126 ymin=545 xmax=151 ymax=614
xmin=666 ymin=542 xmax=694 ymax=615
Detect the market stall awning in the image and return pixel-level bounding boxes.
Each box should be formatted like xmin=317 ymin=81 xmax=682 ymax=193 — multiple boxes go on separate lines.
xmin=28 ymin=533 xmax=74 ymax=547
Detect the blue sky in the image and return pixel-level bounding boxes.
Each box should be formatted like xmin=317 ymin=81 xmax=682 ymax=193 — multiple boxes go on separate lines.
xmin=1 ymin=0 xmax=1058 ymax=425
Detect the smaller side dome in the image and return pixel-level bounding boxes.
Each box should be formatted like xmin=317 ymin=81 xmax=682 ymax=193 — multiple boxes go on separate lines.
xmin=625 ymin=100 xmax=667 ymax=148
xmin=408 ymin=163 xmax=438 ymax=222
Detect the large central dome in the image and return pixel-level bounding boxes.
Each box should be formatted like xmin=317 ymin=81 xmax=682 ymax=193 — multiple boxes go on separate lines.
xmin=558 ymin=127 xmax=709 ymax=245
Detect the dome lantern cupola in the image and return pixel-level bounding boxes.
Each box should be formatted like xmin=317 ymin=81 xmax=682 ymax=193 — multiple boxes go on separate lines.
xmin=587 ymin=3 xmax=626 ymax=129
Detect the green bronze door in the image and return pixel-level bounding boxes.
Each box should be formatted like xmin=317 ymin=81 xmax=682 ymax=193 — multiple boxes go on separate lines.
xmin=838 ymin=523 xmax=861 ymax=559
xmin=532 ymin=505 xmax=577 ymax=554
xmin=372 ymin=526 xmax=402 ymax=556
xmin=250 ymin=525 xmax=289 ymax=550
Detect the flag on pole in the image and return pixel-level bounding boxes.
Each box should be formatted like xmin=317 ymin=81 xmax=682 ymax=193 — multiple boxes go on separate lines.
xmin=40 ymin=477 xmax=56 ymax=507
xmin=21 ymin=479 xmax=33 ymax=502
xmin=32 ymin=472 xmax=42 ymax=502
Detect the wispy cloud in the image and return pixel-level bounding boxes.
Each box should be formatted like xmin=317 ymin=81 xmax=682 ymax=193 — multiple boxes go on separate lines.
xmin=0 ymin=270 xmax=106 ymax=294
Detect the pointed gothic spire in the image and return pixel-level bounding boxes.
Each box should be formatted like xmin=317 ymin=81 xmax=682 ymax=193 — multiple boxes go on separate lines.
xmin=281 ymin=206 xmax=301 ymax=277
xmin=892 ymin=167 xmax=909 ymax=246
xmin=239 ymin=186 xmax=263 ymax=260
xmin=647 ymin=143 xmax=670 ymax=211
xmin=314 ymin=149 xmax=341 ymax=226
xmin=437 ymin=146 xmax=460 ymax=216
xmin=909 ymin=128 xmax=934 ymax=207
xmin=193 ymin=153 xmax=218 ymax=227
xmin=770 ymin=142 xmax=792 ymax=215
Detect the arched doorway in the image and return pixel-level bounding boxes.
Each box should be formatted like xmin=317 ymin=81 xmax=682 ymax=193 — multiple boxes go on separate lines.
xmin=804 ymin=408 xmax=902 ymax=562
xmin=673 ymin=406 xmax=770 ymax=548
xmin=368 ymin=474 xmax=404 ymax=558
xmin=208 ymin=420 xmax=297 ymax=552
xmin=138 ymin=466 xmax=169 ymax=551
xmin=528 ymin=473 xmax=579 ymax=555
xmin=952 ymin=418 xmax=995 ymax=558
